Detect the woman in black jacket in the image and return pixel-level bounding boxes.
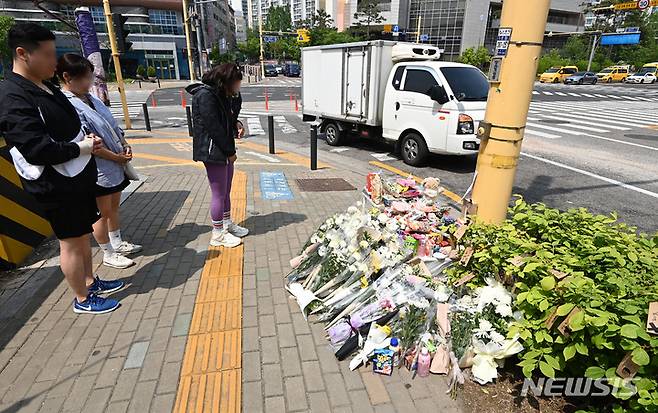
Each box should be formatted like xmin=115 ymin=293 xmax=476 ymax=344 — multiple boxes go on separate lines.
xmin=187 ymin=64 xmax=248 ymax=248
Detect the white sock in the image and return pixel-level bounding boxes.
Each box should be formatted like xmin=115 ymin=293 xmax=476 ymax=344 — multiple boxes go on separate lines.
xmin=109 ymin=230 xmax=122 ymax=249
xmin=100 ymin=242 xmax=114 ymax=259
xmin=224 ymin=218 xmax=233 ymax=228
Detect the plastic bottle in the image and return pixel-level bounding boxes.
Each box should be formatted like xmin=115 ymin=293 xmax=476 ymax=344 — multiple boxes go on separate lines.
xmin=389 ymin=337 xmax=401 ymax=367
xmin=417 ymin=347 xmax=432 ymax=377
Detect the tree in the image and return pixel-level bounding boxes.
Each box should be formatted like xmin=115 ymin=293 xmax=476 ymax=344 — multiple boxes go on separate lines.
xmin=265 ymin=6 xmax=292 ymax=33
xmin=0 ymin=15 xmax=15 ymax=77
xmin=457 ymin=47 xmax=491 ymax=69
xmin=353 ymin=0 xmax=384 ymax=39
xmin=298 ymin=9 xmax=333 ymax=30
xmin=238 ymin=29 xmax=261 ymax=62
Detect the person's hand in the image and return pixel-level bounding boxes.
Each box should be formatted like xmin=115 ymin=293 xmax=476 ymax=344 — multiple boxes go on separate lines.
xmin=114 ymin=152 xmax=133 ymax=165
xmin=91 ymin=137 xmax=104 ymax=155
xmin=236 ymin=122 xmax=245 ymax=139
xmin=228 ymin=154 xmax=237 ymax=163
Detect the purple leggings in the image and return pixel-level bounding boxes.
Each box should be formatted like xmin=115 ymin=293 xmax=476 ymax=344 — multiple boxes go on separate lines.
xmin=204 ymin=162 xmax=234 ymax=228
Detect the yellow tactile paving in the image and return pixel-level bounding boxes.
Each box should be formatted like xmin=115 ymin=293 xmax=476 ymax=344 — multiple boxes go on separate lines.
xmin=173 ymin=170 xmax=247 ymax=413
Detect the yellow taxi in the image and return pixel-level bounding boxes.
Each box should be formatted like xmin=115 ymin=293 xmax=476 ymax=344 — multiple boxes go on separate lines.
xmin=596 ymin=66 xmax=630 ymax=83
xmin=539 ymin=66 xmax=579 ymax=83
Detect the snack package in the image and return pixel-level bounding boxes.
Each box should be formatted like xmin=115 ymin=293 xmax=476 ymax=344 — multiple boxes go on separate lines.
xmin=373 ymin=348 xmax=394 ymax=376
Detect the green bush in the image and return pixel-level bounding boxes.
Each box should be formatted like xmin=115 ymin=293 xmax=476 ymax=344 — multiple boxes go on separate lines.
xmin=147 ymin=66 xmax=156 ymax=78
xmin=537 ymin=49 xmax=571 ymax=74
xmin=136 ymin=65 xmax=146 ymax=78
xmin=448 ymin=199 xmax=658 ymax=412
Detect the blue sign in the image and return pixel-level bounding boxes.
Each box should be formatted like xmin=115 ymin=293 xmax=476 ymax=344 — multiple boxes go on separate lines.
xmin=601 ymin=33 xmax=641 ymax=46
xmin=259 ymin=172 xmax=294 ymax=200
xmin=420 ymin=34 xmax=429 ymax=42
xmin=495 ymin=27 xmax=513 ymax=57
xmin=393 ymin=25 xmax=399 ymax=33
xmin=264 ymin=36 xmax=278 ymax=43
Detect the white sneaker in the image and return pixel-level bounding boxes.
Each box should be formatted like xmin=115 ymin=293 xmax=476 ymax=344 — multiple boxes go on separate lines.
xmin=114 ymin=241 xmax=142 ymax=255
xmin=210 ymin=229 xmax=242 ymax=248
xmin=226 ymin=222 xmax=249 ymax=238
xmin=103 ymin=252 xmax=135 ymax=269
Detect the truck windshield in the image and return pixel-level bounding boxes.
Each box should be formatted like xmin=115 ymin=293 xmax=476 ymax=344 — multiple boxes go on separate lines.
xmin=440 ymin=67 xmax=489 ymax=102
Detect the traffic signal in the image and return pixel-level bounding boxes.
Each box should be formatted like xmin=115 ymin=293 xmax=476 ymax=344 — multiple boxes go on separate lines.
xmin=112 ymin=13 xmax=132 ymax=53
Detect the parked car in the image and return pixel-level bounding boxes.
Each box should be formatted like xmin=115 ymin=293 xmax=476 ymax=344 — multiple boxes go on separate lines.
xmin=284 ymin=63 xmax=301 ymax=77
xmin=275 ymin=65 xmax=284 ymax=74
xmin=596 ymin=65 xmax=630 ymax=83
xmin=564 ymin=71 xmax=598 ymax=85
xmin=264 ymin=64 xmax=278 ymax=77
xmin=539 ymin=66 xmax=578 ymax=83
xmin=626 ymin=69 xmax=657 ymax=84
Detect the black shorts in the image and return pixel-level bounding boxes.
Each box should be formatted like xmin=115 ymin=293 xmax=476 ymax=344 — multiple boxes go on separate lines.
xmin=95 ymin=177 xmax=130 ymax=197
xmin=39 ymin=194 xmax=100 ymax=240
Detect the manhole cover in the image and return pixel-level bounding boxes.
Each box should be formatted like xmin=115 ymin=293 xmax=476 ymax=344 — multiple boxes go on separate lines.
xmin=625 ymin=134 xmax=657 ymax=142
xmin=296 ymin=178 xmax=356 ymax=192
xmin=539 ymin=119 xmax=571 ymax=125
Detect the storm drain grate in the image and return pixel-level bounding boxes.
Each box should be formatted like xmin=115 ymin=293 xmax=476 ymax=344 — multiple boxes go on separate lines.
xmin=295 ymin=178 xmax=356 ymax=192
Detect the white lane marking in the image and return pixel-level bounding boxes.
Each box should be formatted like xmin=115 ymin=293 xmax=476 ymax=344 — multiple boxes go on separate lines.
xmin=529 ymin=104 xmax=655 ymax=126
xmin=582 ymin=133 xmax=658 ymax=151
xmin=567 ymin=93 xmax=581 ymax=97
xmin=525 ymin=129 xmax=561 ymax=139
xmin=273 ymin=115 xmax=298 ymax=134
xmin=554 ymin=92 xmax=567 ymax=96
xmin=170 ymin=142 xmax=192 ymax=152
xmin=542 ymin=91 xmax=554 ymax=96
xmin=521 ymin=152 xmax=658 ymax=200
xmin=593 ymin=94 xmax=607 ymax=98
xmin=247 ymin=117 xmax=265 ymax=135
xmin=532 ymin=91 xmax=540 ymax=95
xmin=581 ymin=93 xmax=595 ymax=98
xmin=526 ymin=122 xmax=584 ymax=135
xmin=330 ymin=148 xmax=351 ymax=153
xmin=167 ymin=117 xmax=187 ymax=121
xmin=244 ymin=151 xmax=281 ymax=163
xmin=607 ymin=95 xmax=622 ymax=99
xmin=371 ymin=153 xmax=397 ymax=162
xmin=535 ymin=114 xmax=630 ymax=131
xmin=532 ymin=119 xmax=608 ymax=133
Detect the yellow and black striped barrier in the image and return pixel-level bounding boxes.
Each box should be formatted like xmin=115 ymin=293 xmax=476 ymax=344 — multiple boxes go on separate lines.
xmin=0 ymin=137 xmax=52 ymax=270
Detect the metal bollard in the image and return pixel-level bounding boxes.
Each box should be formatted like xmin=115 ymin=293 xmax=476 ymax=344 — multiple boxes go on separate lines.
xmin=310 ymin=124 xmax=318 ymax=171
xmin=268 ymin=115 xmax=275 ymax=154
xmin=142 ymin=103 xmax=151 ymax=131
xmin=186 ymin=106 xmax=193 ymax=137
xmin=157 ymin=78 xmax=161 ymax=88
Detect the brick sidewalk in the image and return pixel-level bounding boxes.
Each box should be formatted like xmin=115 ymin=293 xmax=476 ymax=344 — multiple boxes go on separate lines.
xmin=0 ymin=130 xmax=464 ymax=413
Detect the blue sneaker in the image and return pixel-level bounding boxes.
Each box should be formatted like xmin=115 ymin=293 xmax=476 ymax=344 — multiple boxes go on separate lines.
xmin=88 ymin=276 xmax=125 ymax=295
xmin=73 ymin=294 xmax=120 ymax=314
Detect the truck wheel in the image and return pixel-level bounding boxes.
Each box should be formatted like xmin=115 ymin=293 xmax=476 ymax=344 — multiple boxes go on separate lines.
xmin=401 ymin=133 xmax=428 ymax=166
xmin=553 ymin=78 xmax=560 ymax=84
xmin=324 ymin=122 xmax=343 ymax=146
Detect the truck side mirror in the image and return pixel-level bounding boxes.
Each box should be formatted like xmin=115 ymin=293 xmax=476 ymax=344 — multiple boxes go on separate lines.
xmin=429 ymin=85 xmax=450 ymax=104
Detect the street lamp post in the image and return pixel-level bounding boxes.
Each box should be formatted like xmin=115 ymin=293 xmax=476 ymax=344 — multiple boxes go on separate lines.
xmin=101 ymin=0 xmax=131 ymax=129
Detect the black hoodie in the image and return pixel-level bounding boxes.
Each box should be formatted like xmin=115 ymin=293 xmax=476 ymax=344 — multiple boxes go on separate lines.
xmin=186 ymin=83 xmax=242 ymax=164
xmin=0 ymin=72 xmax=97 ymax=199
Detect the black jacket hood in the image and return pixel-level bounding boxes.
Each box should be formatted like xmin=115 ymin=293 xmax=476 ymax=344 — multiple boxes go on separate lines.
xmin=185 ymin=82 xmax=210 ymax=95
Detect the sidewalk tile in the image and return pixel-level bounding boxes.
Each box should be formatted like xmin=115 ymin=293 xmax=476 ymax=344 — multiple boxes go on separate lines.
xmin=284 ymin=376 xmax=308 ymax=411
xmin=124 ymin=341 xmax=150 ymax=369
xmin=263 ymin=364 xmax=284 ymax=397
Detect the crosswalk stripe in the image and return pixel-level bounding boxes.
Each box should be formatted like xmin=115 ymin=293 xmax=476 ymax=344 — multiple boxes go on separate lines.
xmin=607 ymin=95 xmax=622 ymax=99
xmin=567 ymin=93 xmax=580 ymax=97
xmin=526 ymin=122 xmax=584 ymax=135
xmin=532 ymin=91 xmax=540 ymax=95
xmin=371 ymin=153 xmax=397 ymax=162
xmin=247 ymin=118 xmax=265 ymax=135
xmin=273 ymin=115 xmax=298 ymax=134
xmin=533 ymin=114 xmax=620 ymax=131
xmin=525 ymin=129 xmax=561 ymax=139
xmin=529 ymin=104 xmax=654 ymax=127
xmin=554 ymin=92 xmax=567 ymax=96
xmin=542 ymin=91 xmax=554 ymax=96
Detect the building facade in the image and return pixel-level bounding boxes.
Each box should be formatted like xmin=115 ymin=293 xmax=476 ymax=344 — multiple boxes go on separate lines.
xmin=249 ymin=0 xmax=318 ymax=28
xmin=407 ymin=0 xmax=586 ymax=60
xmin=234 ymin=9 xmax=248 ymax=43
xmin=0 ymin=0 xmax=194 ymax=79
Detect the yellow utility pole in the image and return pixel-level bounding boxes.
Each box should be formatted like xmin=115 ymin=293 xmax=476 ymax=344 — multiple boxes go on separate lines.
xmin=182 ymin=0 xmax=196 ymax=81
xmin=102 ymin=0 xmax=131 ymax=129
xmin=259 ymin=10 xmax=265 ymax=77
xmin=416 ymin=15 xmax=422 ymax=43
xmin=470 ymin=0 xmax=550 ymax=223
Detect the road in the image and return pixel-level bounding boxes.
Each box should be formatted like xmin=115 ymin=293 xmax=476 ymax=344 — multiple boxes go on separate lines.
xmin=113 ymin=77 xmax=658 ymax=233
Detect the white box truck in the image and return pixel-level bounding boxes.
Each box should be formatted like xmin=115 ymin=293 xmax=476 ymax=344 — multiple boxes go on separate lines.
xmin=302 ymin=40 xmax=490 ymax=166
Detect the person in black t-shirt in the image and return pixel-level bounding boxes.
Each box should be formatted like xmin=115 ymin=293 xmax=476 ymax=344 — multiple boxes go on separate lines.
xmin=0 ymin=24 xmax=124 ymax=314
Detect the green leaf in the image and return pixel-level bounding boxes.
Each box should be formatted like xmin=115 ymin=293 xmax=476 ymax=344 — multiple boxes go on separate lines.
xmin=563 ymin=345 xmax=576 ymax=361
xmin=522 ymin=364 xmax=535 ymax=378
xmin=544 ymin=354 xmax=560 ymax=370
xmin=524 ymin=262 xmax=541 ymax=273
xmin=569 ymin=311 xmax=585 ymax=331
xmin=620 ymin=324 xmax=638 ymax=339
xmin=631 ymin=347 xmax=650 ymax=366
xmin=628 ymin=251 xmax=637 ymax=262
xmin=584 ymin=366 xmax=605 ymax=379
xmin=556 ymin=303 xmax=575 ymax=316
xmin=538 ymin=299 xmax=550 ymax=311
xmin=540 ymin=276 xmax=556 ymax=291
xmin=539 ymin=361 xmax=555 ymax=378
xmin=575 ymin=342 xmax=589 ymax=356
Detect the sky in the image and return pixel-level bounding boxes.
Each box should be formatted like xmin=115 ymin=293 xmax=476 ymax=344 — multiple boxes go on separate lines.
xmin=231 ymin=0 xmax=242 ymax=13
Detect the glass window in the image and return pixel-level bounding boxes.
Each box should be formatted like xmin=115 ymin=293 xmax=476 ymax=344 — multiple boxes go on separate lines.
xmin=90 ymin=6 xmax=106 ymax=24
xmin=563 ymin=68 xmax=577 ymax=74
xmin=440 ymin=67 xmax=489 ymax=102
xmin=149 ymin=9 xmax=180 ymax=34
xmin=392 ymin=66 xmax=405 ymax=90
xmin=403 ymin=69 xmax=438 ymax=95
